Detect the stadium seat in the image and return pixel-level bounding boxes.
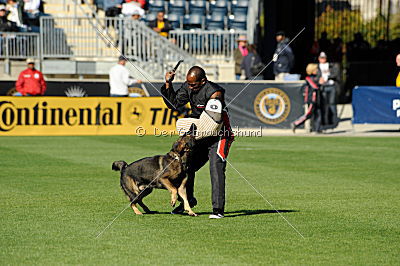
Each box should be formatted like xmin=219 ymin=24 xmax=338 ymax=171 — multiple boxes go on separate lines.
xmin=183 ymin=13 xmax=205 ymax=29
xmin=207 ymin=21 xmax=225 ymax=30
xmin=167 ymin=13 xmax=183 ymax=29
xmin=210 ymin=0 xmax=228 ymax=15
xmin=144 ymin=12 xmax=158 ymax=23
xmin=232 ymin=1 xmax=248 ymax=17
xmin=168 ymin=1 xmax=186 ymax=16
xmin=210 ymin=12 xmax=226 ymax=22
xmin=189 ymin=0 xmax=207 ymax=15
xmin=233 ymin=12 xmax=247 ymax=23
xmin=229 ymin=21 xmax=246 ymax=30
xmin=149 ymin=0 xmax=165 ymax=12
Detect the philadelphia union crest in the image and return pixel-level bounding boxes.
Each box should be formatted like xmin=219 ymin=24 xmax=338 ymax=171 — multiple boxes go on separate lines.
xmin=253 ymin=88 xmax=291 ymax=125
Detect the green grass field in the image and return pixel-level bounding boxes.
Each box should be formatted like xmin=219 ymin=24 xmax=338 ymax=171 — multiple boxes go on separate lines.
xmin=0 ymin=136 xmax=399 ymax=265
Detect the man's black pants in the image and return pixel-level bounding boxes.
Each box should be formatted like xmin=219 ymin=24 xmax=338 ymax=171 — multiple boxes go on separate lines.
xmin=321 ymin=85 xmax=337 ymax=126
xmin=185 ymin=136 xmax=226 ymax=212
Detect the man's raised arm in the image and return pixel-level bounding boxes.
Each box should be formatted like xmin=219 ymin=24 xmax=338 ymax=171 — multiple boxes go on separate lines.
xmin=160 ymin=71 xmax=189 ymax=110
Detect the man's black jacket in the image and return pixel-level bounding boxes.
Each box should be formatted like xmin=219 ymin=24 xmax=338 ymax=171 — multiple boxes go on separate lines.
xmin=148 ymin=19 xmax=173 ymax=34
xmin=161 ymin=81 xmax=225 ymax=118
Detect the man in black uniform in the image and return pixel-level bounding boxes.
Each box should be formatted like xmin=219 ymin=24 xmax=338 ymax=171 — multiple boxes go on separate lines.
xmin=161 ymin=66 xmax=234 ymax=219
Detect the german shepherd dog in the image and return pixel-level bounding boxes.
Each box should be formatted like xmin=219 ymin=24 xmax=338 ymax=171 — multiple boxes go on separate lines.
xmin=112 ymin=134 xmax=197 ymax=216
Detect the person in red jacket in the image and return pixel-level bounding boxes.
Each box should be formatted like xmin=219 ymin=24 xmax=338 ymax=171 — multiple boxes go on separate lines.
xmin=15 ymin=58 xmax=46 ymax=96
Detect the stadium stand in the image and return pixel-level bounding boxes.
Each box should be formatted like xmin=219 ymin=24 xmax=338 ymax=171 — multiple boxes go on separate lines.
xmin=148 ymin=0 xmax=165 ymax=12
xmin=1 ymin=0 xmax=256 ymax=81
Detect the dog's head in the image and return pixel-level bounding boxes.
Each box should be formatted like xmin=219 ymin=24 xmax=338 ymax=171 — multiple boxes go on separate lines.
xmin=172 ymin=133 xmax=195 ymax=171
xmin=172 ymin=134 xmax=196 ymax=155
xmin=172 ymin=123 xmax=197 ymax=155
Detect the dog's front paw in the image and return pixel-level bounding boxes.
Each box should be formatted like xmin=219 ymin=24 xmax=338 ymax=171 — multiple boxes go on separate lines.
xmin=170 ymin=195 xmax=178 ymax=207
xmin=170 ymin=199 xmax=177 ymax=207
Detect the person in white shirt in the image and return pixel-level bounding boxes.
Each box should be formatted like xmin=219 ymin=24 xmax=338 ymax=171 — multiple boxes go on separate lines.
xmin=6 ymin=0 xmax=25 ymax=29
xmin=109 ymin=56 xmax=142 ymax=97
xmin=23 ymin=0 xmax=40 ymax=18
xmin=317 ymin=51 xmax=340 ymax=128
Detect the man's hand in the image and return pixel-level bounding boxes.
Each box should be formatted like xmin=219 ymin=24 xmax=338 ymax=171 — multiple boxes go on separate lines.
xmin=319 ymin=77 xmax=326 ymax=85
xmin=165 ymin=71 xmax=175 ymax=82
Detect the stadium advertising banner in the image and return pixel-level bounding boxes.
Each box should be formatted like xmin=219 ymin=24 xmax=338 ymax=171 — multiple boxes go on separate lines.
xmin=0 ymin=97 xmax=183 ymax=136
xmin=0 ymin=80 xmax=304 ymax=133
xmin=353 ymin=86 xmax=400 ymax=124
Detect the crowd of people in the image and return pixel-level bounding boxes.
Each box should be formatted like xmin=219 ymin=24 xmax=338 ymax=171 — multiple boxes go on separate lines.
xmin=0 ymin=0 xmax=46 ymax=33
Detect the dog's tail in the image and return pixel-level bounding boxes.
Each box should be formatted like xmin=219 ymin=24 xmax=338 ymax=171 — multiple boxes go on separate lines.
xmin=112 ymin=161 xmax=127 ymax=172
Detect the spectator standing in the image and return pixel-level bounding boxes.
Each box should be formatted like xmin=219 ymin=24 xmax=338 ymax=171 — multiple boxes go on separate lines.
xmin=148 ymin=11 xmax=172 ymax=38
xmin=241 ymin=44 xmax=263 ymax=80
xmin=273 ymin=31 xmax=294 ymax=81
xmin=331 ymin=37 xmax=344 ymax=63
xmin=233 ymin=35 xmax=248 ymax=80
xmin=291 ymin=64 xmax=322 ymax=133
xmin=317 ymin=51 xmax=339 ymax=128
xmin=15 ymin=58 xmax=46 ymax=96
xmin=346 ymin=32 xmax=370 ymax=62
xmin=396 ymin=53 xmax=400 ymax=87
xmin=0 ymin=4 xmax=18 ymax=31
xmin=109 ymin=56 xmax=142 ymax=97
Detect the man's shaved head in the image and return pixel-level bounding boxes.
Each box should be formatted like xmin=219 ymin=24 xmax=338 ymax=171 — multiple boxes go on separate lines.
xmin=186 ymin=66 xmax=207 ymax=91
xmin=187 ymin=66 xmax=206 ymax=81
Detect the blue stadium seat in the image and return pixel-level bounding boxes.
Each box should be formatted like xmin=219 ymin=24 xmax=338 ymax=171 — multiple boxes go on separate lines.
xmin=229 ymin=21 xmax=246 ymax=30
xmin=189 ymin=0 xmax=207 ymax=15
xmin=144 ymin=12 xmax=158 ymax=23
xmin=168 ymin=1 xmax=186 ymax=16
xmin=149 ymin=0 xmax=165 ymax=12
xmin=210 ymin=12 xmax=225 ymax=22
xmin=207 ymin=21 xmax=225 ymax=30
xmin=233 ymin=12 xmax=247 ymax=23
xmin=183 ymin=14 xmax=205 ymax=29
xmin=210 ymin=0 xmax=228 ymax=15
xmin=167 ymin=13 xmax=183 ymax=29
xmin=232 ymin=4 xmax=248 ymax=16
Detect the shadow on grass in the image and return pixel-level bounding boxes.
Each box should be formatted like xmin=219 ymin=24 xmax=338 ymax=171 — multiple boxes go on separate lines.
xmin=366 ymin=129 xmax=400 ymax=133
xmin=142 ymin=209 xmax=298 ymax=217
xmin=224 ymin=209 xmax=298 ymax=218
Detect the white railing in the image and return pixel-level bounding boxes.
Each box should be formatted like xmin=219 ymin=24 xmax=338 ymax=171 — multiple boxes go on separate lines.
xmin=168 ymin=29 xmax=246 ymax=62
xmin=0 ymin=32 xmax=40 ymax=59
xmin=40 ymin=15 xmax=218 ymax=80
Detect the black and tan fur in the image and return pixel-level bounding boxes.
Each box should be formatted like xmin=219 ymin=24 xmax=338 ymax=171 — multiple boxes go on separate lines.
xmin=112 ymin=134 xmax=197 ymax=216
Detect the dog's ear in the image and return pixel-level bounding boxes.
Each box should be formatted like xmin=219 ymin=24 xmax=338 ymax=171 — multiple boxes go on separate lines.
xmin=184 ymin=123 xmax=197 ymax=137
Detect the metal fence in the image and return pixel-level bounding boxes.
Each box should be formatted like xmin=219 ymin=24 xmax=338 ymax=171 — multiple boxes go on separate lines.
xmin=39 ymin=16 xmax=218 ymax=80
xmin=168 ymin=29 xmax=247 ymax=61
xmin=0 ymin=32 xmax=40 ymax=59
